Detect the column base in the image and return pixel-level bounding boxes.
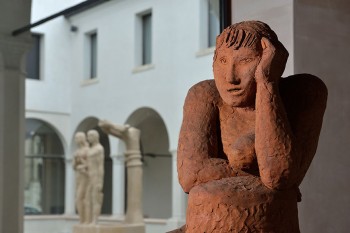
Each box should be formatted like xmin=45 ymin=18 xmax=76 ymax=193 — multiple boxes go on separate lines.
xmin=73 ymin=223 xmax=145 ymax=233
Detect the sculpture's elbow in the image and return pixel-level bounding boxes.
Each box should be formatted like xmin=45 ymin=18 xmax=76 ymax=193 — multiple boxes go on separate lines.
xmin=179 ymin=179 xmax=193 ymax=193
xmin=178 ymin=170 xmax=197 ymax=193
xmin=177 ymin=156 xmax=198 ymax=193
xmin=260 ymin=174 xmax=295 ymax=191
xmin=178 ymin=162 xmax=198 ymax=193
xmin=262 ymin=181 xmax=284 ymax=190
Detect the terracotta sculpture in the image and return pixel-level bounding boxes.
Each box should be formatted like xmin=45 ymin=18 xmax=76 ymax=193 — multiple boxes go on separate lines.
xmin=85 ymin=129 xmax=105 ymax=225
xmin=99 ymin=120 xmax=144 ymax=225
xmin=174 ymin=21 xmax=327 ymax=232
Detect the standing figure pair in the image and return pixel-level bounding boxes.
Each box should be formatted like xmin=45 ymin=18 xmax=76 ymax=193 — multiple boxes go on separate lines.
xmin=73 ymin=130 xmax=104 ymax=225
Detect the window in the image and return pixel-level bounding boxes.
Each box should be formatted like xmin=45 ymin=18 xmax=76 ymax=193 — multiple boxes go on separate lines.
xmin=135 ymin=10 xmax=153 ymax=68
xmin=198 ymin=0 xmax=231 ymax=53
xmin=86 ymin=32 xmax=98 ymax=79
xmin=26 ymin=34 xmax=41 ymax=80
xmin=142 ymin=13 xmax=152 ymax=65
xmin=24 ymin=119 xmax=65 ymax=215
xmin=208 ymin=0 xmax=220 ymax=48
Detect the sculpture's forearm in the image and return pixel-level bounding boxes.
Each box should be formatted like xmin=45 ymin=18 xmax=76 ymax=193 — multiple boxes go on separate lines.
xmin=255 ymin=81 xmax=300 ymax=190
xmin=178 ymin=80 xmax=248 ymax=193
xmin=178 ymin=155 xmax=237 ymax=193
xmin=98 ymin=120 xmax=127 ymax=138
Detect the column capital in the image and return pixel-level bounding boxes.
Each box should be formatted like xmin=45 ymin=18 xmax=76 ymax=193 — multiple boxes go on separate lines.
xmin=0 ymin=34 xmax=32 ymax=71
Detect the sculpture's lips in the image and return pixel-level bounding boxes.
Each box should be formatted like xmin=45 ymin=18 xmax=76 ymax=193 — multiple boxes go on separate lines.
xmin=227 ymin=88 xmax=244 ymax=95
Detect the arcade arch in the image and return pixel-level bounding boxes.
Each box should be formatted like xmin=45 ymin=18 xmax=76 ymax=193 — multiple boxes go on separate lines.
xmin=24 ymin=118 xmax=65 ymax=214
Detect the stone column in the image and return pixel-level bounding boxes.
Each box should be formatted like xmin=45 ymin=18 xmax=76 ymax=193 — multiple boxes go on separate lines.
xmin=124 ymin=150 xmax=143 ymax=224
xmin=98 ymin=120 xmax=145 ymax=230
xmin=166 ymin=150 xmax=187 ymax=231
xmin=111 ymin=154 xmax=125 ymax=217
xmin=65 ymin=157 xmax=75 ymax=215
xmin=0 ymin=35 xmax=30 ymax=233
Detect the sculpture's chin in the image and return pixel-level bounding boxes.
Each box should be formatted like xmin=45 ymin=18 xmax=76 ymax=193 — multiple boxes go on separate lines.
xmin=221 ymin=94 xmax=255 ymax=108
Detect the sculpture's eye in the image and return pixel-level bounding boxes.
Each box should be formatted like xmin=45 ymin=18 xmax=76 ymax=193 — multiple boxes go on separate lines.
xmin=220 ymin=57 xmax=227 ymax=65
xmin=240 ymin=57 xmax=253 ymax=64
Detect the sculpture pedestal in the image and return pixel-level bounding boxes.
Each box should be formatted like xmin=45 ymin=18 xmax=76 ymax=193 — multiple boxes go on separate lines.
xmin=73 ymin=223 xmax=145 ymax=233
xmin=185 ymin=176 xmax=300 ymax=233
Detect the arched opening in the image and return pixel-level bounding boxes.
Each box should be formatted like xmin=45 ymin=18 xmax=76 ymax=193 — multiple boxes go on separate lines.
xmin=24 ymin=118 xmax=65 ymax=214
xmin=123 ymin=107 xmax=172 ymax=219
xmin=74 ymin=116 xmax=112 ymax=215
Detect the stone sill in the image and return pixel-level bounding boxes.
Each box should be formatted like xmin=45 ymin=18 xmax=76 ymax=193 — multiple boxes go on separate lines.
xmin=81 ymin=78 xmax=99 ymax=86
xmin=132 ymin=64 xmax=155 ymax=73
xmin=196 ymin=47 xmax=215 ymax=57
xmin=24 ymin=214 xmax=168 ymax=224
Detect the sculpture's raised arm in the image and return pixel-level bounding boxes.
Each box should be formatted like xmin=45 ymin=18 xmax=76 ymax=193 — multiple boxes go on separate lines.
xmin=98 ymin=119 xmax=129 ymax=139
xmin=254 ymin=38 xmax=327 ymax=190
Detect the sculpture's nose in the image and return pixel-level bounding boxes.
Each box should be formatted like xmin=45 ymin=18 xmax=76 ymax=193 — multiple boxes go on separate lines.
xmin=226 ymin=65 xmax=240 ymax=84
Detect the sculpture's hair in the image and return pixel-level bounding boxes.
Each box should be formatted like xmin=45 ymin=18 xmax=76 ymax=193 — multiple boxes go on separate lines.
xmin=75 ymin=131 xmax=89 ymax=146
xmin=75 ymin=131 xmax=86 ymax=138
xmin=214 ymin=21 xmax=279 ymax=60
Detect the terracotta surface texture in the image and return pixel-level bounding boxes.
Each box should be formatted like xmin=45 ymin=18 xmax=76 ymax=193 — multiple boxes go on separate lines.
xmin=175 ymin=21 xmax=327 ymax=233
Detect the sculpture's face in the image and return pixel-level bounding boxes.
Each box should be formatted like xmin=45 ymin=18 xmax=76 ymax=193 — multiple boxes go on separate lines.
xmin=213 ymin=44 xmax=261 ymax=107
xmin=87 ymin=131 xmax=98 ymax=144
xmin=75 ymin=133 xmax=86 ymax=144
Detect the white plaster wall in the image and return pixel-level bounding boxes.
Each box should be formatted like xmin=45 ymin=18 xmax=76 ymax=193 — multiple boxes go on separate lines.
xmin=26 ymin=0 xmax=85 ymax=119
xmin=25 ymin=18 xmax=73 ymax=115
xmin=67 ymin=0 xmax=215 ymax=151
xmin=26 ymin=0 xmax=295 ymax=154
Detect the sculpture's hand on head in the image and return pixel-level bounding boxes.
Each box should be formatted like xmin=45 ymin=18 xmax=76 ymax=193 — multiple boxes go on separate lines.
xmin=255 ymin=37 xmax=289 ymax=83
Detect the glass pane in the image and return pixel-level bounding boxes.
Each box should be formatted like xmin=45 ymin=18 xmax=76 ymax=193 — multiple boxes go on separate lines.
xmin=208 ymin=0 xmax=220 ymax=47
xmin=142 ymin=13 xmax=152 ymax=65
xmin=26 ymin=34 xmax=41 ymax=80
xmin=90 ymin=33 xmax=97 ymax=78
xmin=24 ymin=157 xmax=65 ymax=215
xmin=24 ymin=119 xmax=65 ymax=215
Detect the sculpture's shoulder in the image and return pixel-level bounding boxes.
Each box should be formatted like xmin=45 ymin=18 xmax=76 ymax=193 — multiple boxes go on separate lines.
xmin=96 ymin=144 xmax=104 ymax=153
xmin=280 ymin=74 xmax=328 ymax=110
xmin=186 ymin=80 xmax=220 ymax=105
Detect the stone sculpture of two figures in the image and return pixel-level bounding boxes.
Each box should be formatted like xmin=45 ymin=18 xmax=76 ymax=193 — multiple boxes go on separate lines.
xmin=73 ymin=130 xmax=104 ymax=225
xmin=73 ymin=122 xmax=145 ymax=233
xmin=170 ymin=20 xmax=327 ymax=233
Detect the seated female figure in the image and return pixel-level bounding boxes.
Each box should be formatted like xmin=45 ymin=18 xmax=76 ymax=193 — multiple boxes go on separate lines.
xmin=177 ymin=21 xmax=327 ymax=233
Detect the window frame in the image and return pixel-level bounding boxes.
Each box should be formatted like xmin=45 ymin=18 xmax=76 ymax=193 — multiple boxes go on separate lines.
xmin=197 ymin=0 xmax=232 ymax=56
xmin=84 ymin=30 xmax=98 ymax=80
xmin=134 ymin=9 xmax=154 ymax=70
xmin=26 ymin=33 xmax=42 ymax=80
